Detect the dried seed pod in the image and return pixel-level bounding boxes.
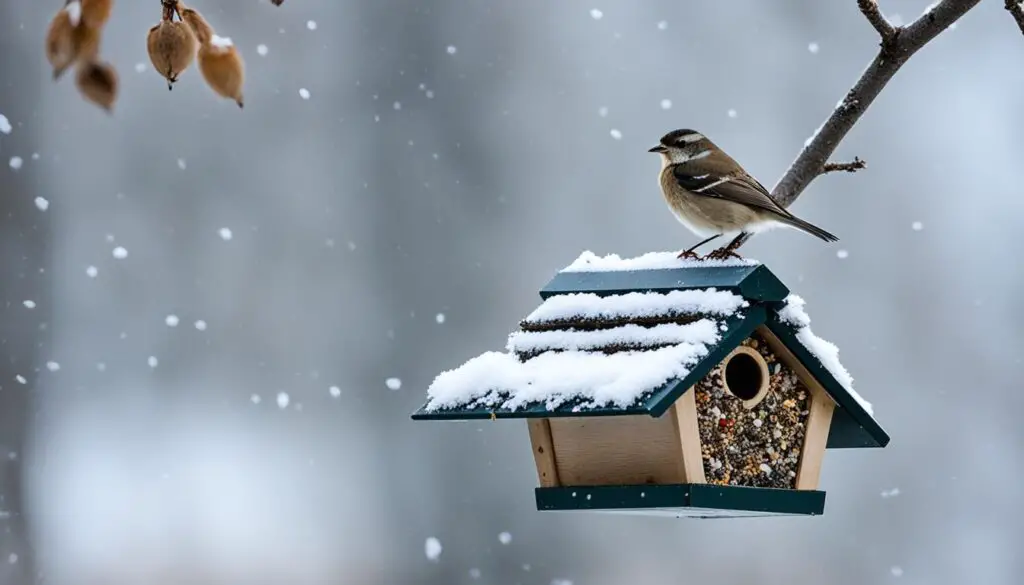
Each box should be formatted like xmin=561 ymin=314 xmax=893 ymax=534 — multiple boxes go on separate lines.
xmin=147 ymin=20 xmax=196 ymax=90
xmin=179 ymin=7 xmax=213 ymax=45
xmin=75 ymin=59 xmax=118 ymax=112
xmin=197 ymin=37 xmax=245 ymax=107
xmin=80 ymin=0 xmax=113 ymax=30
xmin=45 ymin=3 xmax=79 ymax=79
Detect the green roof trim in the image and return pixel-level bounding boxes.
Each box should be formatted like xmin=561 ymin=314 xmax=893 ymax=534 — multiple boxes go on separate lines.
xmin=539 ymin=264 xmax=790 ymax=303
xmin=764 ymin=315 xmax=890 ymax=449
xmin=410 ymin=308 xmax=764 ymax=422
xmin=535 ymin=484 xmax=826 ymax=518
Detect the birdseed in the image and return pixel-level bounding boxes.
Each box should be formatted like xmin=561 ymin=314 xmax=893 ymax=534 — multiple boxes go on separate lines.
xmin=695 ymin=334 xmax=809 ymax=489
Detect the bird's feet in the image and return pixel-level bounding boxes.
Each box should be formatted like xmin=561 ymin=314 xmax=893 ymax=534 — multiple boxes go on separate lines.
xmin=704 ymin=247 xmax=743 ymax=261
xmin=677 ymin=249 xmax=700 ymax=260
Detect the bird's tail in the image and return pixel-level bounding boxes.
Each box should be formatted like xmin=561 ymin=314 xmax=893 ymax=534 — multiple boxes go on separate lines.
xmin=776 ymin=213 xmax=839 ymax=242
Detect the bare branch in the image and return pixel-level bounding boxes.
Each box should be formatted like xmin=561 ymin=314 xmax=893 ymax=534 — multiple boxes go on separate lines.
xmin=769 ymin=0 xmax=980 ymax=210
xmin=821 ymin=157 xmax=866 ymax=174
xmin=1005 ymin=0 xmax=1024 ymax=34
xmin=857 ymin=0 xmax=896 ymax=41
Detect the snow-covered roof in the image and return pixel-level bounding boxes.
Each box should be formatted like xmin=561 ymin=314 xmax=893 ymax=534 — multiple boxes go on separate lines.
xmin=425 ymin=289 xmax=747 ymax=413
xmin=413 ymin=251 xmax=889 ymax=450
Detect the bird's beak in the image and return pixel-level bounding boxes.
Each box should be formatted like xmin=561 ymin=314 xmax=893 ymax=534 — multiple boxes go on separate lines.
xmin=648 ymin=144 xmax=667 ymax=153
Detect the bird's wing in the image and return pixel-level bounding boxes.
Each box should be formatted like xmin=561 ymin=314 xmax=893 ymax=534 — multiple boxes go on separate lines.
xmin=672 ymin=166 xmax=791 ymax=218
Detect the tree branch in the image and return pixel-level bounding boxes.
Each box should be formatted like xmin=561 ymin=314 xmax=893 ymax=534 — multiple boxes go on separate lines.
xmin=857 ymin=0 xmax=896 ymax=41
xmin=770 ymin=0 xmax=980 ymax=210
xmin=821 ymin=157 xmax=866 ymax=174
xmin=1005 ymin=0 xmax=1024 ymax=34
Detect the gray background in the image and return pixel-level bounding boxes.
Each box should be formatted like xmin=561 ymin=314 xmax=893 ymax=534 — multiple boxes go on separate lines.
xmin=1 ymin=1 xmax=1022 ymax=584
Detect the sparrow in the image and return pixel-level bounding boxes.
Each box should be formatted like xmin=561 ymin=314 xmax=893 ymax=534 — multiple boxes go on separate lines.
xmin=649 ymin=129 xmax=838 ymax=259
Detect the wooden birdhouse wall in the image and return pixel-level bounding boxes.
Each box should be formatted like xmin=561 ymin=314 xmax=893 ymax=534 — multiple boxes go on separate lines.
xmin=695 ymin=333 xmax=819 ymax=490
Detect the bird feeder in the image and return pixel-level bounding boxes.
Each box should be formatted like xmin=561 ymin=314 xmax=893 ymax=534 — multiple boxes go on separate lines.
xmin=412 ymin=251 xmax=889 ymax=518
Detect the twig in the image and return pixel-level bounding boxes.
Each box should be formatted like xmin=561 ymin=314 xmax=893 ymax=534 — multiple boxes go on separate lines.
xmin=770 ymin=0 xmax=980 ymax=209
xmin=1005 ymin=0 xmax=1024 ymax=34
xmin=857 ymin=0 xmax=896 ymax=42
xmin=821 ymin=157 xmax=866 ymax=174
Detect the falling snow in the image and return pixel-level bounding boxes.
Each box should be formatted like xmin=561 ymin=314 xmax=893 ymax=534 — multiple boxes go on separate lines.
xmin=393 ymin=101 xmax=402 ymax=110
xmin=218 ymin=227 xmax=233 ymax=240
xmin=598 ymin=106 xmax=609 ymax=117
xmin=165 ymin=315 xmax=180 ymax=327
xmin=306 ymin=20 xmax=317 ymax=30
xmin=22 ymin=300 xmax=35 ymax=309
xmin=727 ymin=109 xmax=738 ymax=118
xmin=891 ymin=567 xmax=904 ymax=577
xmin=808 ymin=42 xmax=820 ymax=54
xmin=836 ymin=249 xmax=849 ymax=259
xmin=177 ymin=158 xmax=187 ymax=170
xmin=86 ymin=266 xmax=98 ymax=277
xmin=386 ymin=377 xmax=402 ymax=390
xmin=9 ymin=156 xmax=23 ymax=170
xmin=299 ymin=88 xmax=311 ymax=100
xmin=148 ymin=356 xmax=158 ymax=368
xmin=277 ymin=392 xmax=290 ymax=408
xmin=15 ymin=375 xmax=26 ymax=384
xmin=0 ymin=114 xmax=11 ymax=134
xmin=329 ymin=385 xmax=342 ymax=397
xmin=881 ymin=487 xmax=901 ymax=498
xmin=257 ymin=44 xmax=269 ymax=56
xmin=498 ymin=531 xmax=513 ymax=545
xmin=194 ymin=320 xmax=207 ymax=331
xmin=590 ymin=8 xmax=604 ymax=19
xmin=659 ymin=99 xmax=672 ymax=110
xmin=657 ymin=20 xmax=668 ymax=30
xmin=46 ymin=361 xmax=60 ymax=372
xmin=469 ymin=569 xmax=481 ymax=579
xmin=446 ymin=45 xmax=457 ymax=55
xmin=135 ymin=62 xmax=147 ymax=73
xmin=424 ymin=537 xmax=443 ymax=561
xmin=609 ymin=129 xmax=622 ymax=140
xmin=34 ymin=197 xmax=49 ymax=211
xmin=112 ymin=246 xmax=128 ymax=259
xmin=435 ymin=313 xmax=446 ymax=324
xmin=911 ymin=221 xmax=923 ymax=231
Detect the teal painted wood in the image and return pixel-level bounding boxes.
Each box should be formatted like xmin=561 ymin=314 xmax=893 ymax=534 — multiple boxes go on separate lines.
xmin=535 ymin=484 xmax=826 ymax=517
xmin=409 ymin=310 xmax=762 ymax=421
xmin=539 ymin=264 xmax=790 ymax=303
xmin=764 ymin=316 xmax=890 ymax=449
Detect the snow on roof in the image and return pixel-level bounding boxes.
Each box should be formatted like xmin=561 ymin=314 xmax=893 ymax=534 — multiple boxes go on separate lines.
xmin=778 ymin=294 xmax=874 ymax=416
xmin=507 ymin=320 xmax=721 ymax=356
xmin=561 ymin=250 xmax=759 ymax=273
xmin=423 ymin=343 xmax=713 ymax=413
xmin=522 ymin=289 xmax=748 ymax=324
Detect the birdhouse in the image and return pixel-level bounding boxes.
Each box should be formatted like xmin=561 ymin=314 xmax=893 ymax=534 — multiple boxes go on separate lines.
xmin=412 ymin=251 xmax=889 ymax=518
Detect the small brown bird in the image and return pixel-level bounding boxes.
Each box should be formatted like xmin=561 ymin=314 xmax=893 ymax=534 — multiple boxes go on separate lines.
xmin=649 ymin=129 xmax=838 ymax=259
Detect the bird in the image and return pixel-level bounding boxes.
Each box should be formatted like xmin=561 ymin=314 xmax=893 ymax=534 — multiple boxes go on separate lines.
xmin=649 ymin=128 xmax=838 ymax=260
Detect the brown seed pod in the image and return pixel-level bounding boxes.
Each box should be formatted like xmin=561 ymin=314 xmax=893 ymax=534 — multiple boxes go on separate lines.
xmin=75 ymin=59 xmax=118 ymax=112
xmin=179 ymin=7 xmax=214 ymax=46
xmin=146 ymin=20 xmax=197 ymax=90
xmin=80 ymin=0 xmax=113 ymax=31
xmin=198 ymin=39 xmax=245 ymax=108
xmin=45 ymin=4 xmax=78 ymax=79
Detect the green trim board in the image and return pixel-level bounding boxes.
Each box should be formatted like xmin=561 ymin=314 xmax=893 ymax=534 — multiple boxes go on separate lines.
xmin=535 ymin=484 xmax=826 ymax=518
xmin=540 ymin=264 xmax=790 ymax=303
xmin=764 ymin=315 xmax=890 ymax=449
xmin=410 ymin=309 xmax=764 ymax=421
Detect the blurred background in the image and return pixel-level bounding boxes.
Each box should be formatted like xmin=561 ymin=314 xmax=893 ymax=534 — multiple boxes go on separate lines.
xmin=1 ymin=0 xmax=1022 ymax=583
